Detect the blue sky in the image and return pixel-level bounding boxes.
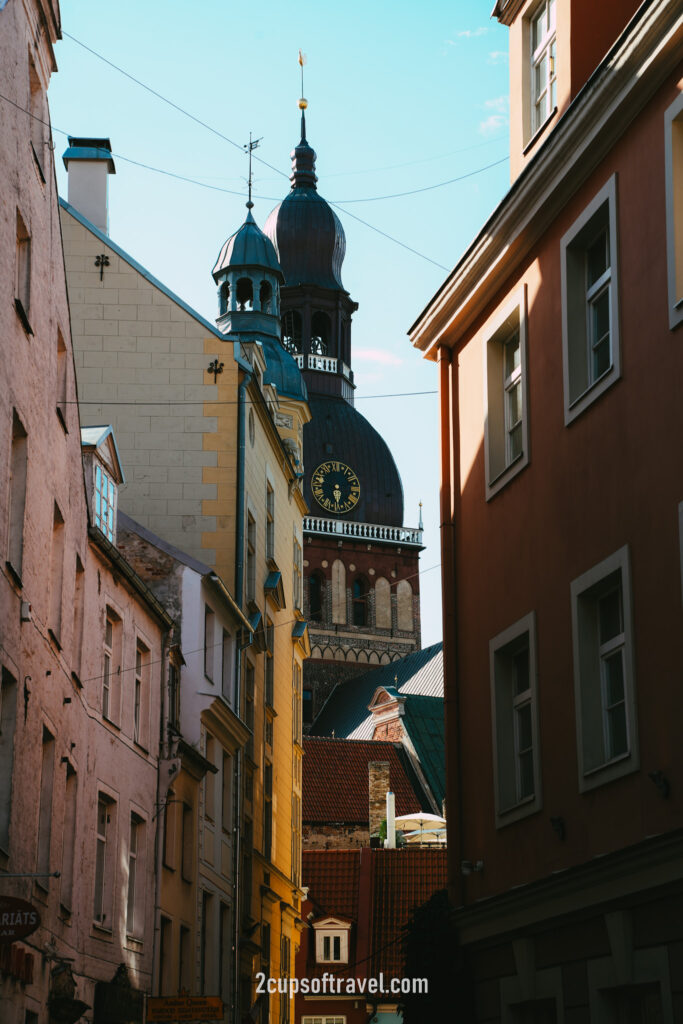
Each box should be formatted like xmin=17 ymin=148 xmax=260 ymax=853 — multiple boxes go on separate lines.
xmin=48 ymin=1 xmax=511 ymax=646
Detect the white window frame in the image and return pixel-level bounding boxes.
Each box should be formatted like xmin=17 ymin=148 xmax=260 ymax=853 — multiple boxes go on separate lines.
xmin=94 ymin=461 xmax=117 ymax=541
xmin=313 ymin=919 xmax=350 ymax=965
xmin=570 ymin=545 xmax=638 ymax=791
xmin=561 ymin=175 xmax=621 ymax=424
xmin=664 ymin=90 xmax=683 ymax=330
xmin=483 ymin=285 xmax=530 ymax=500
xmin=490 ymin=611 xmax=542 ymax=827
xmin=530 ymin=0 xmax=557 ymax=137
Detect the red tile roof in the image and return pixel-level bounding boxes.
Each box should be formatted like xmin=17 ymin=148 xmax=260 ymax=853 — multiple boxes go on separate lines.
xmin=303 ymin=736 xmax=427 ymax=824
xmin=300 ymin=848 xmax=447 ymax=982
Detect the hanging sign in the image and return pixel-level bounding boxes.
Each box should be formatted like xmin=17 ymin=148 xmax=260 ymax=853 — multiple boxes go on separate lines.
xmin=146 ymin=996 xmax=224 ymax=1022
xmin=0 ymin=895 xmax=41 ymax=943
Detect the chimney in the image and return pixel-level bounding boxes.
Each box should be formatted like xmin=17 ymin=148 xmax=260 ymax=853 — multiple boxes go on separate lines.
xmin=368 ymin=761 xmax=390 ymax=838
xmin=63 ymin=137 xmax=116 ymax=235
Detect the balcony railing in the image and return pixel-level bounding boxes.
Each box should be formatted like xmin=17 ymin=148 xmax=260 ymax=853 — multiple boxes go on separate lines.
xmin=304 ymin=516 xmax=423 ymax=547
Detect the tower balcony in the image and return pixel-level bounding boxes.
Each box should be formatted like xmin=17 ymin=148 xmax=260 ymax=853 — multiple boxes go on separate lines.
xmin=294 ymin=354 xmax=353 ymax=380
xmin=303 ymin=515 xmax=423 ymax=548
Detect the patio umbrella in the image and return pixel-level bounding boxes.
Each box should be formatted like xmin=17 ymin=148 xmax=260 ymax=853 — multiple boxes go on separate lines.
xmin=394 ymin=812 xmax=446 ymax=833
xmin=404 ymin=827 xmax=447 ymax=845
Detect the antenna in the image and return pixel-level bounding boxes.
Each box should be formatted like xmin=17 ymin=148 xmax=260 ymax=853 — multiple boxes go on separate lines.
xmin=243 ymin=131 xmax=262 ymax=210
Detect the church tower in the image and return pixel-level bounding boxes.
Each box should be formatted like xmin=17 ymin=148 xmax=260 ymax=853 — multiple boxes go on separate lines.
xmin=264 ymin=101 xmax=424 ymax=726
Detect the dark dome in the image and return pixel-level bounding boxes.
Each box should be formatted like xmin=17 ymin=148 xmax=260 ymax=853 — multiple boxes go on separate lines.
xmin=213 ymin=210 xmax=282 ymax=279
xmin=303 ymin=396 xmax=404 ymax=526
xmin=260 ymin=336 xmax=308 ymax=403
xmin=264 ymin=125 xmax=346 ymax=291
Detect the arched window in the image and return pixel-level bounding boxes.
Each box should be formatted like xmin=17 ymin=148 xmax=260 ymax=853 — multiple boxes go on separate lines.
xmin=282 ymin=310 xmax=302 ymax=354
xmin=311 ymin=311 xmax=331 ymax=355
xmin=397 ymin=580 xmax=414 ymax=632
xmin=331 ymin=559 xmax=346 ymax=625
xmin=236 ymin=277 xmax=253 ymax=311
xmin=259 ymin=280 xmax=273 ymax=314
xmin=352 ymin=576 xmax=367 ymax=627
xmin=219 ymin=281 xmax=230 ymax=315
xmin=374 ymin=577 xmax=391 ymax=629
xmin=308 ymin=572 xmax=324 ymax=623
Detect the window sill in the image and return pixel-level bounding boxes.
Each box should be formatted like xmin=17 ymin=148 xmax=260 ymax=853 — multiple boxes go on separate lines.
xmin=495 ymin=794 xmax=541 ymax=829
xmin=92 ymin=921 xmax=113 ymax=938
xmin=48 ymin=627 xmax=62 ymax=652
xmin=125 ymin=934 xmax=144 ymax=948
xmin=486 ymin=449 xmax=528 ymax=501
xmin=565 ymin=362 xmax=619 ymax=425
xmin=71 ymin=671 xmax=83 ymax=689
xmin=523 ymin=106 xmax=557 ymax=156
xmin=579 ymin=749 xmax=637 ymax=792
xmin=14 ymin=298 xmax=33 ymax=336
xmin=59 ymin=903 xmax=72 ymax=921
xmin=102 ymin=713 xmax=121 ymax=731
xmin=5 ymin=561 xmax=23 ymax=590
xmin=56 ymin=406 xmax=69 ymax=434
xmin=31 ymin=142 xmax=46 ymax=184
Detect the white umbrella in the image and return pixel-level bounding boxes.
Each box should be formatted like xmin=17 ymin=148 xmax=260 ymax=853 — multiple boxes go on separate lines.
xmin=404 ymin=827 xmax=447 ymax=845
xmin=394 ymin=812 xmax=446 ymax=833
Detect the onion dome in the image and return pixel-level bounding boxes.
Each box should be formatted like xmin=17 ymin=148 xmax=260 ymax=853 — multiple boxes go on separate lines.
xmin=303 ymin=396 xmax=404 ymax=526
xmin=212 ymin=209 xmax=282 ymax=280
xmin=260 ymin=336 xmax=308 ymax=403
xmin=264 ymin=114 xmax=346 ymax=291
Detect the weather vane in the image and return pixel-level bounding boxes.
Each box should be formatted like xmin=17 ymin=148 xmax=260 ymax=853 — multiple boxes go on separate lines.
xmin=298 ymin=49 xmax=307 ymax=110
xmin=243 ymin=131 xmax=262 ymax=210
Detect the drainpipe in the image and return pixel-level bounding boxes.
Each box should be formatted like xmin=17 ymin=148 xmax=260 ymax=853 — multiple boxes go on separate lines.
xmin=152 ymin=627 xmax=173 ymax=997
xmin=232 ymin=358 xmax=252 ymax=1024
xmin=438 ymin=344 xmax=464 ymax=909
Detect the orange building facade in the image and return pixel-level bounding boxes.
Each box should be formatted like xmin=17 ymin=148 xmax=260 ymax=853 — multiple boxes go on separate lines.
xmin=410 ymin=1 xmax=683 ymax=1019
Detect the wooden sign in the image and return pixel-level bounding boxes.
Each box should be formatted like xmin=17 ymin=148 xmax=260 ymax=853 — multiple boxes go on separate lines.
xmin=146 ymin=996 xmax=224 ymax=1022
xmin=0 ymin=896 xmax=40 ymax=943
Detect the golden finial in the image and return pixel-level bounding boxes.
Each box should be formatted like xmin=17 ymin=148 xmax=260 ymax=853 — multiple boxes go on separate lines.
xmin=298 ymin=50 xmax=308 ymax=110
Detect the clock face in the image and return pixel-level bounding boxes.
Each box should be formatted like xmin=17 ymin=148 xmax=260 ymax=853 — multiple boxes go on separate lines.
xmin=311 ymin=461 xmax=361 ymax=515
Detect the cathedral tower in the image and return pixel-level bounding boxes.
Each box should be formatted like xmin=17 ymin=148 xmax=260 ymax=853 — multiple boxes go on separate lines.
xmin=265 ymin=105 xmax=423 ymax=726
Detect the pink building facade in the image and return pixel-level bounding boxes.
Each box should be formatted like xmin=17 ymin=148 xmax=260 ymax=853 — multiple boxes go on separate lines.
xmin=0 ymin=2 xmax=174 ymax=1021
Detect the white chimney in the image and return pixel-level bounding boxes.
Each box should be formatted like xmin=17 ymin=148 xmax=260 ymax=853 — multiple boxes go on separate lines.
xmin=386 ymin=790 xmax=396 ymax=849
xmin=63 ymin=137 xmax=116 ymax=235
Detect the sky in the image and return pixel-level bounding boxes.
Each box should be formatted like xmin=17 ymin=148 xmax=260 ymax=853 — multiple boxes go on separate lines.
xmin=47 ymin=0 xmax=511 ymax=648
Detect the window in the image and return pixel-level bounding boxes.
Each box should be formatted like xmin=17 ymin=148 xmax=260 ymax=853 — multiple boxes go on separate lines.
xmin=291 ymin=793 xmax=301 ymax=888
xmin=15 ymin=210 xmax=32 ymax=331
xmin=484 ymin=287 xmax=529 ymax=497
xmin=308 ymin=572 xmax=324 ymax=622
xmin=302 ymin=1019 xmax=346 ymax=1024
xmin=314 ymin=922 xmax=350 ymax=964
xmin=280 ymin=934 xmax=291 ymax=1024
xmin=219 ymin=902 xmax=231 ymax=1000
xmin=102 ymin=610 xmax=122 ymax=723
xmin=259 ymin=280 xmax=273 ymax=314
xmin=236 ymin=277 xmax=253 ymax=311
xmin=49 ymin=504 xmax=65 ymax=645
xmin=530 ymin=0 xmax=556 ymax=136
xmin=331 ymin=560 xmax=346 ymax=625
xmin=311 ymin=311 xmax=331 ymax=355
xmin=200 ymin=890 xmax=212 ymax=994
xmin=72 ymin=556 xmax=85 ymax=682
xmin=134 ymin=641 xmax=149 ymax=747
xmin=29 ymin=55 xmax=45 ymax=178
xmin=293 ymin=537 xmax=302 ymax=611
xmin=94 ymin=795 xmax=116 ymax=926
xmin=264 ymin=762 xmax=273 ymax=860
xmin=204 ymin=605 xmax=215 ymax=681
xmin=282 ymin=310 xmax=302 ymax=354
xmin=127 ymin=814 xmax=144 ymax=937
xmin=159 ymin=916 xmax=172 ymax=995
xmin=664 ymin=90 xmax=683 ymax=329
xmin=36 ymin=727 xmax=55 ymax=883
xmin=222 ymin=630 xmax=234 ymax=705
xmin=490 ymin=612 xmax=541 ymax=826
xmin=181 ymin=802 xmax=194 ymax=882
xmin=7 ymin=411 xmax=28 ymax=581
xmin=94 ymin=462 xmax=117 ymax=541
xmin=0 ymin=669 xmax=18 ymax=853
xmin=205 ymin=735 xmax=216 ymax=822
xmin=561 ymin=176 xmax=620 ymax=423
xmin=265 ymin=618 xmax=274 ymax=706
xmin=396 ymin=579 xmax=414 ymax=632
xmin=292 ymin=661 xmax=302 ymax=746
xmin=352 ymin=577 xmax=367 ymax=627
xmin=245 ymin=662 xmax=255 ymax=761
xmin=246 ymin=512 xmax=256 ymax=604
xmin=179 ymin=924 xmax=191 ymax=994
xmin=163 ymin=789 xmax=177 ymax=870
xmin=266 ymin=483 xmax=275 ymax=562
xmin=221 ymin=752 xmax=232 ymax=833
xmin=303 ymin=688 xmax=313 ymax=727
xmin=60 ymin=764 xmax=77 ymax=913
xmin=168 ymin=659 xmax=180 ymax=731
xmin=571 ymin=546 xmax=638 ymax=790
xmin=56 ymin=330 xmax=68 ymax=430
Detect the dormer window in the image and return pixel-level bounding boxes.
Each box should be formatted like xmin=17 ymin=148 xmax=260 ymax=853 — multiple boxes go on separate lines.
xmin=313 ymin=917 xmax=351 ymax=965
xmin=94 ymin=463 xmax=117 ymax=541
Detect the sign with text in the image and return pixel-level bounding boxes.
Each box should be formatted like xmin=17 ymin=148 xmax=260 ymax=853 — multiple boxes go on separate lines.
xmin=0 ymin=896 xmax=40 ymax=943
xmin=146 ymin=996 xmax=224 ymax=1022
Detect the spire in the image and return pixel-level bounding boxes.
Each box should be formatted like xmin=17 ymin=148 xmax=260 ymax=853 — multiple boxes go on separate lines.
xmin=292 ymin=50 xmax=317 ymax=190
xmin=244 ymin=132 xmax=262 ymax=211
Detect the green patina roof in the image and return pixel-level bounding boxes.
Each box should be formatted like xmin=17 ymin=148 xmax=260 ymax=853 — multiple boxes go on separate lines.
xmin=401 ymin=695 xmax=445 ymax=809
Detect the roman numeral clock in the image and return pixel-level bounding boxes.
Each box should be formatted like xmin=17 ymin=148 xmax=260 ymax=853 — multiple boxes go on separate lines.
xmin=311 ymin=461 xmax=360 ymax=515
